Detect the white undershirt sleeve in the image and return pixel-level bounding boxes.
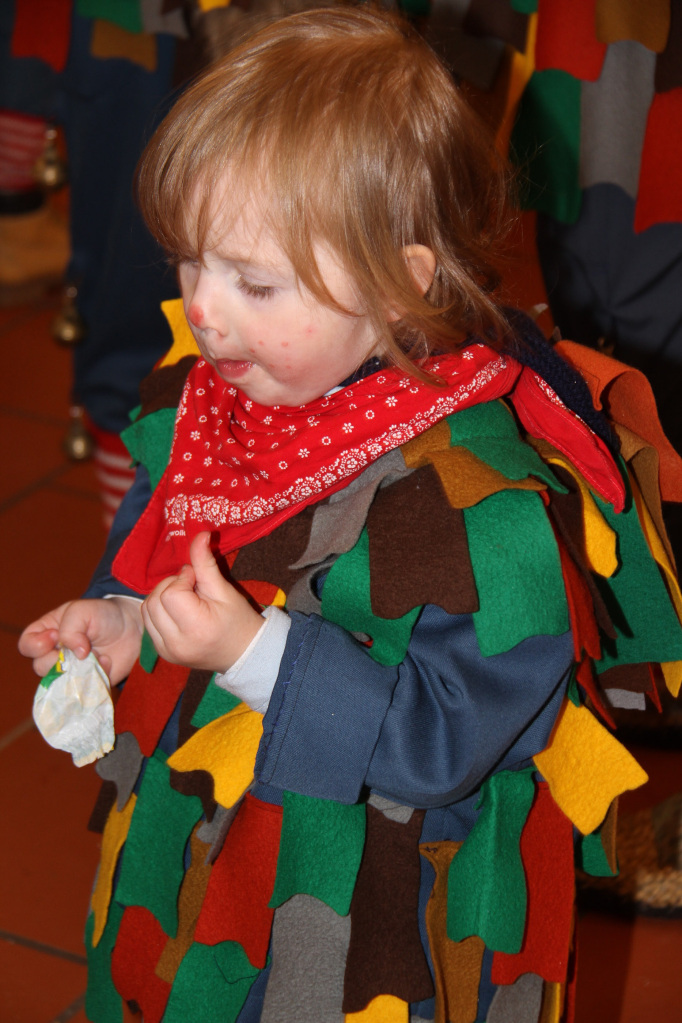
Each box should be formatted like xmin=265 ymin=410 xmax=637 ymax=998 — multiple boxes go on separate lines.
xmin=213 ymin=604 xmax=291 ymax=713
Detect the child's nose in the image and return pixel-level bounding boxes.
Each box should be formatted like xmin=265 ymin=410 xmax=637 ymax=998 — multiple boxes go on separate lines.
xmin=187 ymin=271 xmax=228 ymax=337
xmin=187 ymin=303 xmax=204 ymax=329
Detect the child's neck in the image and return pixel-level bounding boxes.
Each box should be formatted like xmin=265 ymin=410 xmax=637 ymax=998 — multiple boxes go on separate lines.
xmin=332 ymin=355 xmax=384 ymax=393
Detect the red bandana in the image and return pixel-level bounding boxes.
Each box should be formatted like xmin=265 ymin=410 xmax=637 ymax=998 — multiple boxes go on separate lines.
xmin=114 ymin=344 xmax=624 ymax=594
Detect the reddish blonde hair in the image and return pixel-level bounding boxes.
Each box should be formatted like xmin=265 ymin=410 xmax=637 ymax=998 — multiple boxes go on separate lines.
xmin=137 ymin=4 xmax=513 ymax=376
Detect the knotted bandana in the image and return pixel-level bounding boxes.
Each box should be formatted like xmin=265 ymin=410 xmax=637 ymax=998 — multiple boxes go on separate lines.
xmin=114 ymin=343 xmax=624 ymax=593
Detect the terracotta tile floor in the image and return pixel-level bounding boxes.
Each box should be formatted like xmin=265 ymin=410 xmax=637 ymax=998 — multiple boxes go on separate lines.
xmin=1 ymin=220 xmax=681 ymax=1022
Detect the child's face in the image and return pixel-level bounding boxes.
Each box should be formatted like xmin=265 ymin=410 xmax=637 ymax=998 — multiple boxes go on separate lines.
xmin=178 ymin=188 xmax=380 ymax=407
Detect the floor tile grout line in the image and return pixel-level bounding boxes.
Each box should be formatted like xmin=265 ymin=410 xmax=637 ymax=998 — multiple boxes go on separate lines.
xmin=0 ymin=929 xmax=87 ymax=966
xmin=0 ymin=462 xmax=76 ymax=516
xmin=0 ymin=716 xmax=34 ymax=753
xmin=51 ymin=990 xmax=86 ymax=1023
xmin=0 ymin=402 xmax=69 ymax=430
xmin=0 ymin=619 xmax=22 ymax=634
xmin=51 ymin=992 xmax=86 ymax=1023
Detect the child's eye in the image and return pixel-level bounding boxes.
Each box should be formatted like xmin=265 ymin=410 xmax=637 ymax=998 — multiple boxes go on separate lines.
xmin=236 ymin=275 xmax=276 ymax=300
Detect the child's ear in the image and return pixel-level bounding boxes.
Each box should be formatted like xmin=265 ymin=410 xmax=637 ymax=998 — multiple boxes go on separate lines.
xmin=385 ymin=244 xmax=436 ymax=322
xmin=403 ymin=244 xmax=436 ymax=296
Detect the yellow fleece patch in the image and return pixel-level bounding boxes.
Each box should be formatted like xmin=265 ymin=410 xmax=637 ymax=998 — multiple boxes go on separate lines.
xmin=198 ymin=0 xmax=231 ymax=10
xmin=345 ymin=994 xmax=409 ymax=1022
xmin=532 ymin=442 xmax=618 ymax=578
xmin=91 ymin=794 xmax=137 ymax=946
xmin=159 ymin=298 xmax=200 ymax=367
xmin=534 ymin=700 xmax=648 ymax=835
xmin=630 ymin=469 xmax=682 ymax=697
xmin=497 ymin=14 xmax=537 ymax=155
xmin=539 ymin=980 xmax=562 ymax=1023
xmin=661 ymin=661 xmax=682 ymax=699
xmin=631 ymin=471 xmax=682 ymax=625
xmin=167 ymin=702 xmax=263 ymax=809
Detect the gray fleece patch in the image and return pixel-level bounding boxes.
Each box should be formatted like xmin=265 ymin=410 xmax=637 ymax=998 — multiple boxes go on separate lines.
xmin=260 ymin=894 xmax=351 ymax=1023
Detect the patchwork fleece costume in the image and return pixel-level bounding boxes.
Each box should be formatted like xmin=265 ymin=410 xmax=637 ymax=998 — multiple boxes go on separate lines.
xmin=83 ymin=300 xmax=682 ymax=1023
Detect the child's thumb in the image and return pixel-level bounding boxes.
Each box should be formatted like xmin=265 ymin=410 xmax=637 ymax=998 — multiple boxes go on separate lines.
xmin=189 ymin=531 xmax=225 ymax=595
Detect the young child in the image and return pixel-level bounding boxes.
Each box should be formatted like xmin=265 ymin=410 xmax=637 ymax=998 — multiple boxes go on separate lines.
xmin=19 ymin=7 xmax=682 ymax=1022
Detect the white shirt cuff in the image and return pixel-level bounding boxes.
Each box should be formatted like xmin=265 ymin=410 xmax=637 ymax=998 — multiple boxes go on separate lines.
xmin=213 ymin=605 xmax=291 ymax=714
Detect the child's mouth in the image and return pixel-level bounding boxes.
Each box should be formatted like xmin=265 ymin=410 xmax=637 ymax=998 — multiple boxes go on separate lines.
xmin=215 ymin=359 xmax=253 ymax=380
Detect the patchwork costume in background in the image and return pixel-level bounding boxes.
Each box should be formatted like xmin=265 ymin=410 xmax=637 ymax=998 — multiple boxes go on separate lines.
xmin=425 ymin=0 xmax=682 ymax=557
xmin=83 ymin=300 xmax=682 ymax=1023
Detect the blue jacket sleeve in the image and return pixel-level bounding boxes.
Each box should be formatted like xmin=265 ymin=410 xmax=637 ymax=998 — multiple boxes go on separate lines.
xmin=255 ymin=605 xmax=573 ymax=808
xmin=84 ymin=465 xmax=151 ymax=598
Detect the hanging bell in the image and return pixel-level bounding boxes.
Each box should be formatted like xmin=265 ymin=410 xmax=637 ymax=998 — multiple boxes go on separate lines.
xmin=52 ymin=285 xmax=86 ymax=346
xmin=34 ymin=126 xmax=68 ymax=191
xmin=63 ymin=405 xmax=95 ymax=462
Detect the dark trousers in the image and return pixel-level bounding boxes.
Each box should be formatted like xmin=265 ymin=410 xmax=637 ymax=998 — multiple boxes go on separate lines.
xmin=0 ymin=3 xmax=180 ymax=432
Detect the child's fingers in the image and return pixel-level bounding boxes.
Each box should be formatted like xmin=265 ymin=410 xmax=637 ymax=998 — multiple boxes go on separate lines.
xmin=140 ymin=600 xmax=166 ymax=649
xmin=146 ymin=567 xmax=197 ymax=624
xmin=97 ymin=653 xmax=113 ymax=677
xmin=58 ymin=608 xmax=96 ymax=658
xmin=57 ymin=629 xmax=91 ymax=660
xmin=189 ymin=532 xmax=229 ymax=599
xmin=30 ymin=650 xmax=62 ymax=678
xmin=17 ymin=626 xmax=58 ymax=658
xmin=142 ymin=582 xmax=190 ymax=645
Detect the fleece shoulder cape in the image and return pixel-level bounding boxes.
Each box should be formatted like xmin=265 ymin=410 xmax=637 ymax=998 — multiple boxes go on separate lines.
xmin=82 ymin=300 xmax=682 ymax=1023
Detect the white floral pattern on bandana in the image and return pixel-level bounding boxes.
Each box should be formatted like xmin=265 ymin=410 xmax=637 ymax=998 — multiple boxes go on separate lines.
xmin=162 ymin=348 xmax=513 ymax=534
xmin=114 ymin=345 xmax=530 ymax=591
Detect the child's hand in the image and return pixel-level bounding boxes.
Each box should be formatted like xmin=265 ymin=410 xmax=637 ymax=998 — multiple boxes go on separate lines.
xmin=141 ymin=531 xmax=263 ymax=673
xmin=19 ymin=597 xmax=144 ymax=684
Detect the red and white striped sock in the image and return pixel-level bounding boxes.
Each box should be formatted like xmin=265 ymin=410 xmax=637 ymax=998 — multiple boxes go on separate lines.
xmin=0 ymin=109 xmax=46 ymax=192
xmin=88 ymin=422 xmax=136 ymax=530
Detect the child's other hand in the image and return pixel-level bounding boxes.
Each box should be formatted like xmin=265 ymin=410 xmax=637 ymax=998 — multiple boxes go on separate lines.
xmin=141 ymin=531 xmax=263 ymax=673
xmin=18 ymin=597 xmax=144 ymax=684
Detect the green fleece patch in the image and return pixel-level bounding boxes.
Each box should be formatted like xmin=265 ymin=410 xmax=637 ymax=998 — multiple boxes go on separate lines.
xmin=594 ymin=469 xmax=682 ymax=672
xmin=191 ymin=674 xmax=240 ymax=730
xmin=269 ymin=791 xmax=366 ymax=916
xmin=121 ymin=406 xmax=177 ymax=491
xmin=162 ymin=941 xmax=261 ymax=1023
xmin=139 ymin=629 xmax=159 ymax=674
xmin=464 ymin=489 xmax=569 ymax=656
xmin=85 ymin=904 xmax=124 ymax=1023
xmin=577 ymin=830 xmax=618 ymax=878
xmin=446 ymin=402 xmax=565 ymax=490
xmin=566 ymin=665 xmax=581 ymax=707
xmin=512 ymin=68 xmax=583 ymax=222
xmin=321 ymin=526 xmax=421 ymax=665
xmin=76 ymin=0 xmax=143 ymax=34
xmin=447 ymin=767 xmax=536 ymax=953
xmin=114 ymin=749 xmax=203 ymax=938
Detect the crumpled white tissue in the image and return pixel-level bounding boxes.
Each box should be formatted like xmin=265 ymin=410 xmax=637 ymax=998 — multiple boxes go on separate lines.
xmin=33 ymin=648 xmax=115 ymax=767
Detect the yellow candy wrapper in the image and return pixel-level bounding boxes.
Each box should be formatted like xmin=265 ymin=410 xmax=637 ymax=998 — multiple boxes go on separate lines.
xmin=33 ymin=648 xmax=115 ymax=767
